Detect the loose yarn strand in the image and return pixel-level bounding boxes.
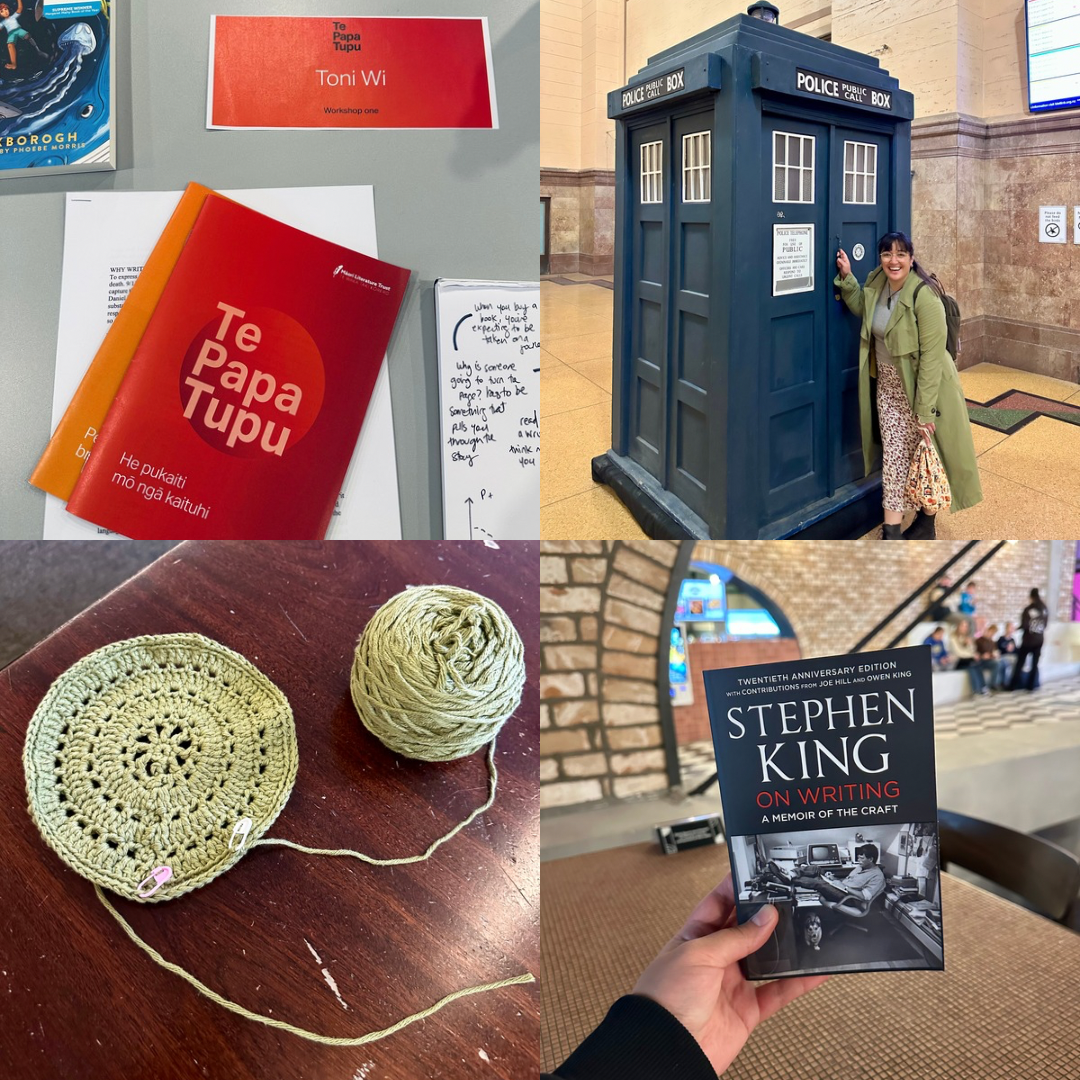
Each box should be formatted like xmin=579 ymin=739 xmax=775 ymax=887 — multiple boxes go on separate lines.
xmin=72 ymin=588 xmax=533 ymax=1046
xmin=94 ymin=884 xmax=534 ymax=1047
xmin=254 ymin=740 xmax=500 ymax=865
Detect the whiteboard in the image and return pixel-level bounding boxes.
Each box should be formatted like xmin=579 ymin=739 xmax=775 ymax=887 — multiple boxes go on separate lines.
xmin=435 ymin=279 xmax=540 ymax=541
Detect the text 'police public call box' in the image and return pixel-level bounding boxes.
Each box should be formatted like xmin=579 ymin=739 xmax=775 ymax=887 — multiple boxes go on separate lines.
xmin=592 ymin=12 xmax=914 ymax=539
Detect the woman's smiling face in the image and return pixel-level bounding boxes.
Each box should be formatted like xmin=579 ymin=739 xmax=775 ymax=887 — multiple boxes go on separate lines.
xmin=880 ymin=243 xmax=912 ymax=288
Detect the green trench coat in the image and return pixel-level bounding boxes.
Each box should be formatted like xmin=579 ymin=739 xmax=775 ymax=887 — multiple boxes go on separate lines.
xmin=835 ymin=267 xmax=983 ymax=512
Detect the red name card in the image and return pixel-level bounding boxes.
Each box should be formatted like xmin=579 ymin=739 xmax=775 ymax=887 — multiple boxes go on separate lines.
xmin=208 ymin=15 xmax=498 ymax=130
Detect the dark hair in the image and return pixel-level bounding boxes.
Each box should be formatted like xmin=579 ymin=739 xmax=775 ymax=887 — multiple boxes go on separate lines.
xmin=878 ymin=231 xmax=946 ymax=297
xmin=855 ymin=844 xmax=878 ymax=863
xmin=1031 ymin=588 xmax=1042 ymax=601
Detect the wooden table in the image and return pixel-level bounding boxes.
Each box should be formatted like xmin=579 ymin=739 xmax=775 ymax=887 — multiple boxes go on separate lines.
xmin=542 ymin=841 xmax=1080 ymax=1079
xmin=0 ymin=541 xmax=538 ymax=1080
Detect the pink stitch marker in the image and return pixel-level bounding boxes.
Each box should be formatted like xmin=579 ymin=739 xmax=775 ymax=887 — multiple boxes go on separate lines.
xmin=137 ymin=866 xmax=172 ymax=898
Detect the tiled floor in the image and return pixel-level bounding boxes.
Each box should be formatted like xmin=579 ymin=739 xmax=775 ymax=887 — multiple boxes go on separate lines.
xmin=541 ymin=275 xmax=1080 ymax=539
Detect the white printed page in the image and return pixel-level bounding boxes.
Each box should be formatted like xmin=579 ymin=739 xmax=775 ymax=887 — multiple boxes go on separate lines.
xmin=435 ymin=280 xmax=540 ymax=541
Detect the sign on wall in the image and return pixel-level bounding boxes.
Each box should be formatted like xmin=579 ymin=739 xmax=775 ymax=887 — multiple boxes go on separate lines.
xmin=773 ymin=224 xmax=815 ymax=296
xmin=1039 ymin=205 xmax=1067 ymax=244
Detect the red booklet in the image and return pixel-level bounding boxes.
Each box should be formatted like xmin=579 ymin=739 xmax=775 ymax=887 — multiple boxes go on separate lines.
xmin=65 ymin=194 xmax=410 ymax=539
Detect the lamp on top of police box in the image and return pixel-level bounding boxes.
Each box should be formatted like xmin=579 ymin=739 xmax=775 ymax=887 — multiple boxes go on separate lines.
xmin=747 ymin=1 xmax=780 ymax=23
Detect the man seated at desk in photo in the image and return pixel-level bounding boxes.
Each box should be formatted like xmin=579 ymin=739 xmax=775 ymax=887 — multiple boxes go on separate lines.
xmin=820 ymin=844 xmax=887 ymax=912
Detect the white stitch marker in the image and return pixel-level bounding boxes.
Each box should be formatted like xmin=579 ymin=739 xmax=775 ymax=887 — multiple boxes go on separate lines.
xmin=229 ymin=817 xmax=253 ymax=851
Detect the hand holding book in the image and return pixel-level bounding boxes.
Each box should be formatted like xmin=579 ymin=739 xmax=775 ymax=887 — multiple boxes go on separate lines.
xmin=632 ymin=873 xmax=829 ymax=1077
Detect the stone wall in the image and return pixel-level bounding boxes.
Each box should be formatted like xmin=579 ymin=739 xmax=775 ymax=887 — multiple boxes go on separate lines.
xmin=541 ymin=0 xmax=583 ymax=171
xmin=541 ymin=169 xmax=616 ymax=275
xmin=540 ymin=540 xmax=1072 ymax=813
xmin=541 ymin=540 xmax=679 ymax=808
xmin=541 ymin=0 xmax=621 ymax=274
xmin=624 ymin=0 xmax=831 ymax=78
xmin=912 ymin=114 xmax=1080 ymax=380
xmin=675 ymin=639 xmax=802 ymax=745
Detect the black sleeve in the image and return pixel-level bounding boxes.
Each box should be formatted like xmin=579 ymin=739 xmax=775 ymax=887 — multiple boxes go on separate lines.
xmin=543 ymin=994 xmax=718 ymax=1080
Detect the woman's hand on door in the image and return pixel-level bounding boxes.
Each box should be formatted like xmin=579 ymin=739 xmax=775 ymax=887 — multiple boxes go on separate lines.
xmin=836 ymin=248 xmax=851 ymax=278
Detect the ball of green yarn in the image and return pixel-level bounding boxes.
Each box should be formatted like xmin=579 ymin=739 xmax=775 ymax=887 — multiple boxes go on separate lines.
xmin=351 ymin=585 xmax=526 ymax=762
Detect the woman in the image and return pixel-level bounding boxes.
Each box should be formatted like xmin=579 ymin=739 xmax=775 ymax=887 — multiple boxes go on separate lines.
xmin=835 ymin=233 xmax=982 ymax=539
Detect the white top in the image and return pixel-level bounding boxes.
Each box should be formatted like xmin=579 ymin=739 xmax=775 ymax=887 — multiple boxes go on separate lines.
xmin=872 ymin=286 xmax=902 ymax=367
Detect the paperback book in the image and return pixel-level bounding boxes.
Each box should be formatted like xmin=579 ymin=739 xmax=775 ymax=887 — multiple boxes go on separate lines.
xmin=64 ymin=192 xmax=411 ymax=539
xmin=0 ymin=0 xmax=114 ymax=178
xmin=703 ymin=646 xmax=945 ymax=979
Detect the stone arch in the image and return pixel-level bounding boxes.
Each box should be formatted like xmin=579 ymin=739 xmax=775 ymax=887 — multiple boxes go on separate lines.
xmin=541 ymin=540 xmax=680 ymax=808
xmin=688 ymin=543 xmax=809 ymax=653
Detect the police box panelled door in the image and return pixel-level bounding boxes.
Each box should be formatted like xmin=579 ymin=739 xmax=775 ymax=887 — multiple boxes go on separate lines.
xmin=761 ymin=112 xmax=892 ymax=526
xmin=761 ymin=112 xmax=830 ymax=522
xmin=828 ymin=125 xmax=891 ymax=490
xmin=627 ymin=111 xmax=712 ymax=518
xmin=627 ymin=118 xmax=668 ymax=482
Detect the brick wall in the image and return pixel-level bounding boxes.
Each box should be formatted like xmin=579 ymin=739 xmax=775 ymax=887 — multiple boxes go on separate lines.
xmin=540 ymin=540 xmax=1071 ymax=813
xmin=541 ymin=540 xmax=678 ymax=808
xmin=694 ymin=541 xmax=1067 ymax=658
xmin=674 ymin=639 xmax=803 ymax=745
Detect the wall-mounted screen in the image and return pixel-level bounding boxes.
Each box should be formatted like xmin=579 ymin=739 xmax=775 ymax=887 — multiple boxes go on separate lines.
xmin=1026 ymin=0 xmax=1080 ymax=113
xmin=675 ymin=577 xmax=727 ymax=622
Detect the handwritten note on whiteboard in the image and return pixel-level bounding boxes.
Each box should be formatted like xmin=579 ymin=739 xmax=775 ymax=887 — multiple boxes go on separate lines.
xmin=435 ymin=279 xmax=540 ymax=541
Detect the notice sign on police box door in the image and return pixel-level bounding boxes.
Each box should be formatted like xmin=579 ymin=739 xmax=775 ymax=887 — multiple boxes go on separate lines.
xmin=773 ymin=224 xmax=815 ymax=296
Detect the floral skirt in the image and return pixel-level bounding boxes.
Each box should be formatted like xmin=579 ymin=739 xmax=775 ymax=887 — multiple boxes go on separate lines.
xmin=876 ymin=362 xmax=921 ymax=513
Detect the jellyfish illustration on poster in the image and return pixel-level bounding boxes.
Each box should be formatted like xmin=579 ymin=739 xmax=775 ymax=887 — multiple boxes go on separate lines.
xmin=0 ymin=1 xmax=113 ymax=177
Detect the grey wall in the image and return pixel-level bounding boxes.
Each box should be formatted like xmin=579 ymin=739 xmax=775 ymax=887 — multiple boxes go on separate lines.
xmin=0 ymin=0 xmax=539 ymax=539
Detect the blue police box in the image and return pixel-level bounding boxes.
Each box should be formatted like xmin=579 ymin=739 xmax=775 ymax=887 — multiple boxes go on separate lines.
xmin=592 ymin=5 xmax=915 ymax=539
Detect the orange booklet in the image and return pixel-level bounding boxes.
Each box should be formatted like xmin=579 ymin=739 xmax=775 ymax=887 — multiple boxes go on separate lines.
xmin=29 ymin=182 xmax=216 ymax=501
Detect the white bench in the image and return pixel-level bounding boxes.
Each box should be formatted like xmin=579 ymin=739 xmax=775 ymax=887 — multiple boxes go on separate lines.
xmin=902 ymin=621 xmax=1080 ymax=706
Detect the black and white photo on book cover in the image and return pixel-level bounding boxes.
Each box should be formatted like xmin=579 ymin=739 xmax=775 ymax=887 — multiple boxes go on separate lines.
xmin=703 ymin=645 xmax=945 ymax=980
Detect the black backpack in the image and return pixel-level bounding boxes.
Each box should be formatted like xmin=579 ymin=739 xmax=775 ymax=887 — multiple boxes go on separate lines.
xmin=914 ymin=277 xmax=961 ymax=360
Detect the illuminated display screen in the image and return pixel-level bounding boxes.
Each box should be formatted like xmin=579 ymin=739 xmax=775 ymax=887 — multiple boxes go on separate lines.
xmin=1026 ymin=0 xmax=1080 ymax=112
xmin=675 ymin=578 xmax=727 ymax=622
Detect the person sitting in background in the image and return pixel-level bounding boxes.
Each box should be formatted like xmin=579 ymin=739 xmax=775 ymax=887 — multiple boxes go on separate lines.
xmin=974 ymin=626 xmax=1002 ymax=690
xmin=950 ymin=619 xmax=989 ymax=695
xmin=997 ymin=622 xmax=1019 ymax=685
xmin=543 ymin=875 xmax=828 ymax=1080
xmin=923 ymin=626 xmax=951 ymax=670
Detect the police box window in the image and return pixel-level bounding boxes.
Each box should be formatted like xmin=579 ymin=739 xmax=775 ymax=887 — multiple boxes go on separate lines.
xmin=843 ymin=141 xmax=877 ymax=205
xmin=682 ymin=131 xmax=711 ymax=203
xmin=773 ymin=132 xmax=814 ymax=203
xmin=641 ymin=140 xmax=663 ymax=204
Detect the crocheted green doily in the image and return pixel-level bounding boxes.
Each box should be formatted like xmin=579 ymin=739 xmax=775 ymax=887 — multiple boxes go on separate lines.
xmin=23 ymin=634 xmax=297 ymax=903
